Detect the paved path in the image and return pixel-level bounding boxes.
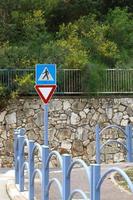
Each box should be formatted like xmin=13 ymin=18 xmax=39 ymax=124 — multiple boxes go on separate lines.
xmin=0 ymin=168 xmax=14 ymax=200
xmin=1 ymin=163 xmax=133 ymax=200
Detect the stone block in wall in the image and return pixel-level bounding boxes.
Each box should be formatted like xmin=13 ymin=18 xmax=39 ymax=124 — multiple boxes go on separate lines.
xmin=5 ymin=112 xmax=16 ymax=124
xmin=72 ymin=101 xmax=86 ymax=111
xmin=71 ymin=112 xmax=80 ymax=125
xmin=63 ymin=101 xmax=71 ymax=110
xmin=49 ymin=100 xmax=63 ymax=111
xmin=48 ymin=127 xmax=56 ymax=141
xmin=0 ymin=111 xmax=7 ymax=122
xmin=112 ymin=112 xmax=123 ymax=125
xmin=114 ymin=152 xmax=125 ymax=162
xmin=86 ymin=141 xmax=96 ymax=156
xmin=106 ymin=107 xmax=113 ymax=120
xmin=34 ymin=111 xmax=43 ymax=127
xmin=72 ymin=139 xmax=84 ymax=156
xmin=61 ymin=140 xmax=72 ymax=150
xmin=56 ymin=128 xmax=71 ymax=141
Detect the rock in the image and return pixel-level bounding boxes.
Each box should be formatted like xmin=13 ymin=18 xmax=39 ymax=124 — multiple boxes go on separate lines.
xmin=114 ymin=153 xmax=125 ymax=162
xmin=123 ymin=115 xmax=129 ymax=120
xmin=5 ymin=139 xmax=13 ymax=153
xmin=27 ymin=130 xmax=38 ymax=140
xmin=23 ymin=101 xmax=30 ymax=109
xmin=72 ymin=139 xmax=84 ymax=156
xmin=56 ymin=129 xmax=71 ymax=141
xmin=79 ymin=111 xmax=86 ymax=119
xmin=98 ymin=108 xmax=105 ymax=114
xmin=121 ymin=119 xmax=128 ymax=126
xmin=84 ymin=108 xmax=90 ymax=114
xmin=92 ymin=112 xmax=99 ymax=121
xmin=25 ymin=123 xmax=34 ymax=131
xmin=112 ymin=112 xmax=123 ymax=125
xmin=71 ymin=112 xmax=80 ymax=125
xmin=63 ymin=101 xmax=71 ymax=110
xmin=129 ymin=117 xmax=133 ymax=123
xmin=1 ymin=131 xmax=7 ymax=140
xmin=87 ymin=141 xmax=96 ymax=156
xmin=0 ymin=111 xmax=7 ymax=122
xmin=118 ymin=105 xmax=126 ymax=112
xmin=106 ymin=108 xmax=113 ymax=120
xmin=49 ymin=100 xmax=62 ymax=111
xmin=48 ymin=127 xmax=56 ymax=141
xmin=34 ymin=111 xmax=43 ymax=127
xmin=99 ymin=114 xmax=107 ymax=123
xmin=61 ymin=140 xmax=72 ymax=150
xmin=83 ymin=140 xmax=90 ymax=147
xmin=60 ymin=114 xmax=67 ymax=120
xmin=25 ymin=109 xmax=34 ymax=117
xmin=126 ymin=107 xmax=133 ymax=117
xmin=77 ymin=127 xmax=83 ymax=140
xmin=5 ymin=112 xmax=16 ymax=124
xmin=72 ymin=101 xmax=86 ymax=111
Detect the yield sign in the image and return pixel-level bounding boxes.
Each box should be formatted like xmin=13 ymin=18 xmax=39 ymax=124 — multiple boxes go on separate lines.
xmin=35 ymin=85 xmax=57 ymax=104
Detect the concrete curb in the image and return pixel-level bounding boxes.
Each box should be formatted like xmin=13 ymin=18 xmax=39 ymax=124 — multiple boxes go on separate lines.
xmin=6 ymin=180 xmax=28 ymax=200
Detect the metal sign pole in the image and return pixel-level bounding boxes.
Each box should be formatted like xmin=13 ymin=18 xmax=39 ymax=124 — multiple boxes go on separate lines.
xmin=44 ymin=104 xmax=48 ymax=146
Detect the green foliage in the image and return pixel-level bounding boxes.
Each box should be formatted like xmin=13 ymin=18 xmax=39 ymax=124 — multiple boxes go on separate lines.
xmin=106 ymin=8 xmax=133 ymax=67
xmin=15 ymin=73 xmax=34 ymax=95
xmin=0 ymin=1 xmax=132 ymax=99
xmin=0 ymin=84 xmax=7 ymax=96
xmin=82 ymin=62 xmax=106 ymax=93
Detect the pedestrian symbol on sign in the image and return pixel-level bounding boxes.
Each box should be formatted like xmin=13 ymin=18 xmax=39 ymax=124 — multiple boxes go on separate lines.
xmin=39 ymin=67 xmax=54 ymax=81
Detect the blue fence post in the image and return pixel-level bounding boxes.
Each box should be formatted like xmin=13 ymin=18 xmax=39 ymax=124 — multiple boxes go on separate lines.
xmin=14 ymin=129 xmax=20 ymax=184
xmin=96 ymin=124 xmax=101 ymax=164
xmin=62 ymin=154 xmax=71 ymax=200
xmin=126 ymin=125 xmax=132 ymax=162
xmin=29 ymin=140 xmax=35 ymax=200
xmin=42 ymin=146 xmax=49 ymax=200
xmin=18 ymin=134 xmax=25 ymax=192
xmin=91 ymin=164 xmax=101 ymax=200
xmin=90 ymin=165 xmax=93 ymax=200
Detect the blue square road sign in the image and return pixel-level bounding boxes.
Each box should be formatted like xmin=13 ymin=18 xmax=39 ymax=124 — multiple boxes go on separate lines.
xmin=35 ymin=64 xmax=56 ymax=85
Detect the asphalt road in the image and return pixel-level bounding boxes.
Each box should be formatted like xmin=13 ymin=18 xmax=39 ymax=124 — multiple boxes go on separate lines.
xmin=33 ymin=163 xmax=133 ymax=200
xmin=0 ymin=163 xmax=133 ymax=200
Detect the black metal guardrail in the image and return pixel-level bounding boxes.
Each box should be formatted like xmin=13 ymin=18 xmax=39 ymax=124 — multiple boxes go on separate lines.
xmin=0 ymin=68 xmax=133 ymax=95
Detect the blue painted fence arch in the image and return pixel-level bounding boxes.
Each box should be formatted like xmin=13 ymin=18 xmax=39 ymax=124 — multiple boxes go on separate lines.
xmin=92 ymin=164 xmax=133 ymax=200
xmin=14 ymin=128 xmax=133 ymax=200
xmin=95 ymin=124 xmax=133 ymax=164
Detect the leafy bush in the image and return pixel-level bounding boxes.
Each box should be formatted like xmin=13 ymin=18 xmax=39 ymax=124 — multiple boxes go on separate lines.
xmin=15 ymin=73 xmax=34 ymax=95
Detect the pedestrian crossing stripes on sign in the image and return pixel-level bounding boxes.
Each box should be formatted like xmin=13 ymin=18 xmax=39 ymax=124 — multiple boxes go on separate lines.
xmin=35 ymin=64 xmax=56 ymax=85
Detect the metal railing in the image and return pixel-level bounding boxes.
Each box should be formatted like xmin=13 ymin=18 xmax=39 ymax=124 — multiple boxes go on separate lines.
xmin=14 ymin=128 xmax=133 ymax=200
xmin=95 ymin=124 xmax=133 ymax=164
xmin=0 ymin=68 xmax=133 ymax=95
xmin=99 ymin=69 xmax=133 ymax=94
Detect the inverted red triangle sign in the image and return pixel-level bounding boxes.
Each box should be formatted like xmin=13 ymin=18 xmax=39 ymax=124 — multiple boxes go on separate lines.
xmin=35 ymin=85 xmax=57 ymax=104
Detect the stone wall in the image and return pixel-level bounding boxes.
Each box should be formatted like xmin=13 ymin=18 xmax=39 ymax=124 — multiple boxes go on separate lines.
xmin=0 ymin=97 xmax=133 ymax=167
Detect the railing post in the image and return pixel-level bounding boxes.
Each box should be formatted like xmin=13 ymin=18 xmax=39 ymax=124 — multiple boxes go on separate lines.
xmin=62 ymin=154 xmax=71 ymax=200
xmin=29 ymin=140 xmax=35 ymax=200
xmin=126 ymin=125 xmax=132 ymax=162
xmin=14 ymin=129 xmax=20 ymax=184
xmin=91 ymin=164 xmax=101 ymax=200
xmin=90 ymin=165 xmax=93 ymax=200
xmin=96 ymin=124 xmax=101 ymax=164
xmin=18 ymin=135 xmax=25 ymax=192
xmin=42 ymin=146 xmax=49 ymax=200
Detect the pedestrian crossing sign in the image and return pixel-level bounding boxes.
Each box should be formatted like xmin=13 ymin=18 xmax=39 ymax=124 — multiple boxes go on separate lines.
xmin=35 ymin=64 xmax=56 ymax=85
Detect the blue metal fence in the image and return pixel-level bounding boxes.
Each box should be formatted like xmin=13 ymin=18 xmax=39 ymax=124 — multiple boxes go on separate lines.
xmin=95 ymin=124 xmax=133 ymax=164
xmin=14 ymin=128 xmax=133 ymax=200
